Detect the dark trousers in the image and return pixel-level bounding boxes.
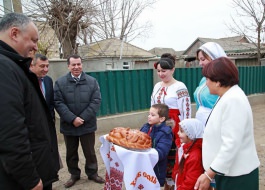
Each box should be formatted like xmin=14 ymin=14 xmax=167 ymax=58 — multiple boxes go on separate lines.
xmin=64 ymin=132 xmax=98 ymax=179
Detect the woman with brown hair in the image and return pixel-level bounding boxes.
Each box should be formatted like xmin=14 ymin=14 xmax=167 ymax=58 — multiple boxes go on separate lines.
xmin=194 ymin=57 xmax=260 ymax=190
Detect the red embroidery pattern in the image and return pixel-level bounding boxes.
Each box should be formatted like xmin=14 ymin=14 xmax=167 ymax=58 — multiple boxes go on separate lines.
xmin=176 ymin=89 xmax=189 ymax=99
xmin=138 ymin=184 xmax=144 ymax=189
xmin=157 ymin=87 xmax=166 ymax=103
xmin=185 ymin=97 xmax=190 ymax=118
xmin=130 ymin=171 xmax=157 ymax=187
xmin=107 ymin=151 xmax=113 ymax=162
xmin=104 ymin=167 xmax=124 ymax=190
xmin=111 ymin=145 xmax=116 ymax=152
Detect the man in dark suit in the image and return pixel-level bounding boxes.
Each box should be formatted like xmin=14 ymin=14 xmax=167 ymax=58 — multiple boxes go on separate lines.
xmin=30 ymin=53 xmax=63 ymax=172
xmin=30 ymin=53 xmax=55 ymax=120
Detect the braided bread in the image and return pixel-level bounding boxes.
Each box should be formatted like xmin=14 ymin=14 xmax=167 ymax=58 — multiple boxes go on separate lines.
xmin=106 ymin=127 xmax=152 ymax=150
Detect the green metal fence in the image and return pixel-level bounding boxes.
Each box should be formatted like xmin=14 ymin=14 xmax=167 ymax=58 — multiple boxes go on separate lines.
xmin=238 ymin=66 xmax=265 ymax=95
xmin=88 ymin=66 xmax=265 ymax=117
xmin=88 ymin=69 xmax=153 ymax=116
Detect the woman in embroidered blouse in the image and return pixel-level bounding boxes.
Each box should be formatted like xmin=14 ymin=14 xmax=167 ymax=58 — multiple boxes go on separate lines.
xmin=194 ymin=57 xmax=260 ymax=190
xmin=151 ymin=54 xmax=191 ymax=130
xmin=194 ymin=42 xmax=227 ymax=126
xmin=151 ymin=53 xmax=191 ymax=190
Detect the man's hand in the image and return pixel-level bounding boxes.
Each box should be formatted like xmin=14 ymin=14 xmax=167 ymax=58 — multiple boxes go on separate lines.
xmin=73 ymin=117 xmax=84 ymax=127
xmin=31 ymin=179 xmax=43 ymax=190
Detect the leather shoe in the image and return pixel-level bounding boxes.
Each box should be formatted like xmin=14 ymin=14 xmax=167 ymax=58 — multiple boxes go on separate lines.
xmin=88 ymin=175 xmax=105 ymax=184
xmin=64 ymin=177 xmax=80 ymax=188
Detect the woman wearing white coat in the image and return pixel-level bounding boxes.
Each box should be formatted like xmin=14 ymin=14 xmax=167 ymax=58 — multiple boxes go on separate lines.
xmin=194 ymin=57 xmax=260 ymax=190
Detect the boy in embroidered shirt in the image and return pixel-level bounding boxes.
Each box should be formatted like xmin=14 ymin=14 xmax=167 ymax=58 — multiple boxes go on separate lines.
xmin=140 ymin=104 xmax=173 ymax=187
xmin=172 ymin=118 xmax=204 ymax=190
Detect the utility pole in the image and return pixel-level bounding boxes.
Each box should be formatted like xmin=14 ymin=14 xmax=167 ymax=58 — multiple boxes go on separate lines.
xmin=3 ymin=0 xmax=13 ymax=14
xmin=3 ymin=0 xmax=23 ymax=14
xmin=13 ymin=0 xmax=22 ymax=13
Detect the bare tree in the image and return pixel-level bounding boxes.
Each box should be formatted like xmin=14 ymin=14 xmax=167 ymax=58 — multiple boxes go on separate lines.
xmin=23 ymin=0 xmax=155 ymax=58
xmin=36 ymin=21 xmax=60 ymax=57
xmin=227 ymin=0 xmax=265 ymax=65
xmin=24 ymin=0 xmax=96 ymax=58
xmin=80 ymin=0 xmax=156 ymax=44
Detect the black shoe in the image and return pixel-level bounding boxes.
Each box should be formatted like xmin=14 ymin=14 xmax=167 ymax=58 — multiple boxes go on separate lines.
xmin=64 ymin=177 xmax=80 ymax=188
xmin=88 ymin=175 xmax=105 ymax=184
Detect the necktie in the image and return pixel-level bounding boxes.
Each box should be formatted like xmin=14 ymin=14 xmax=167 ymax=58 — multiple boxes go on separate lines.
xmin=38 ymin=78 xmax=45 ymax=97
xmin=73 ymin=77 xmax=79 ymax=82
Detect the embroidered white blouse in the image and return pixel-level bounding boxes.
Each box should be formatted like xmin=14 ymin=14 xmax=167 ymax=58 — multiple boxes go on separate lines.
xmin=151 ymin=81 xmax=191 ymax=121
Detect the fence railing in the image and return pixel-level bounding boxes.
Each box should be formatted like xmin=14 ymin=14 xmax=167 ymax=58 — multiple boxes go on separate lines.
xmin=87 ymin=66 xmax=265 ymax=117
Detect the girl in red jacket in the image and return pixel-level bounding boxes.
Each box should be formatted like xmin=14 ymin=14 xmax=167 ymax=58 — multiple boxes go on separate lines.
xmin=172 ymin=118 xmax=204 ymax=190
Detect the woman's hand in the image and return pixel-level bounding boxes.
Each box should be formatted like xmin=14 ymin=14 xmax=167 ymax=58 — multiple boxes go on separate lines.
xmin=194 ymin=173 xmax=211 ymax=190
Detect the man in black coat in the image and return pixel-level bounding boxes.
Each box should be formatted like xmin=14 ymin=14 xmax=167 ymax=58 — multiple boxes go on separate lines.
xmin=0 ymin=13 xmax=60 ymax=190
xmin=30 ymin=53 xmax=55 ymax=120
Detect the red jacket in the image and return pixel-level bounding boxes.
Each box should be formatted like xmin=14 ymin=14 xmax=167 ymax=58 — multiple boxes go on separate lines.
xmin=173 ymin=139 xmax=204 ymax=190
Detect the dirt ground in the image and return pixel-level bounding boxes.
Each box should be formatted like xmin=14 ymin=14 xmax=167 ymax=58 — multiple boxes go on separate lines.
xmin=52 ymin=103 xmax=265 ymax=190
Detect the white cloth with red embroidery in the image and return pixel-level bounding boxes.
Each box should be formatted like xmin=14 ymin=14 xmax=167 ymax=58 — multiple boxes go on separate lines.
xmin=100 ymin=135 xmax=160 ymax=190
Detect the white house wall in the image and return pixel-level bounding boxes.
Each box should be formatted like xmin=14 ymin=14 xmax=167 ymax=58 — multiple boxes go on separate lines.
xmin=82 ymin=57 xmax=148 ymax=71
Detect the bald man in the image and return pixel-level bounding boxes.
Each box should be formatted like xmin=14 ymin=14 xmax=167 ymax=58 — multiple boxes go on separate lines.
xmin=0 ymin=13 xmax=60 ymax=190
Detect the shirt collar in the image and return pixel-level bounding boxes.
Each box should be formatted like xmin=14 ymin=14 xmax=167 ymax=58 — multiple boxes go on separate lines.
xmin=71 ymin=74 xmax=81 ymax=79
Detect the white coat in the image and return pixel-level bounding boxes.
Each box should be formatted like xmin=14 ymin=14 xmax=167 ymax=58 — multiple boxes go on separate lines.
xmin=203 ymin=85 xmax=260 ymax=176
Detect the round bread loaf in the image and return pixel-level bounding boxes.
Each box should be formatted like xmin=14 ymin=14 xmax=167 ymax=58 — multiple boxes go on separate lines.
xmin=106 ymin=127 xmax=152 ymax=150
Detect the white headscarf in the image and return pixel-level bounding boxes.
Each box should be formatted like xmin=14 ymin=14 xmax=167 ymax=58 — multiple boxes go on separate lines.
xmin=179 ymin=118 xmax=204 ymax=140
xmin=198 ymin=42 xmax=227 ymax=60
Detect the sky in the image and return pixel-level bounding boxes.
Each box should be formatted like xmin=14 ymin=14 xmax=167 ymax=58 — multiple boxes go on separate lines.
xmin=0 ymin=0 xmax=238 ymax=52
xmin=131 ymin=0 xmax=237 ymax=51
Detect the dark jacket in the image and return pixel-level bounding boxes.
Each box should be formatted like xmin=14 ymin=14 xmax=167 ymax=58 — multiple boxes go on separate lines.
xmin=140 ymin=122 xmax=173 ymax=186
xmin=0 ymin=41 xmax=60 ymax=190
xmin=43 ymin=75 xmax=55 ymax=120
xmin=54 ymin=72 xmax=101 ymax=136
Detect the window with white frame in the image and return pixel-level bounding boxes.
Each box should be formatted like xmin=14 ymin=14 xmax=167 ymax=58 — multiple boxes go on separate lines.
xmin=123 ymin=62 xmax=130 ymax=69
